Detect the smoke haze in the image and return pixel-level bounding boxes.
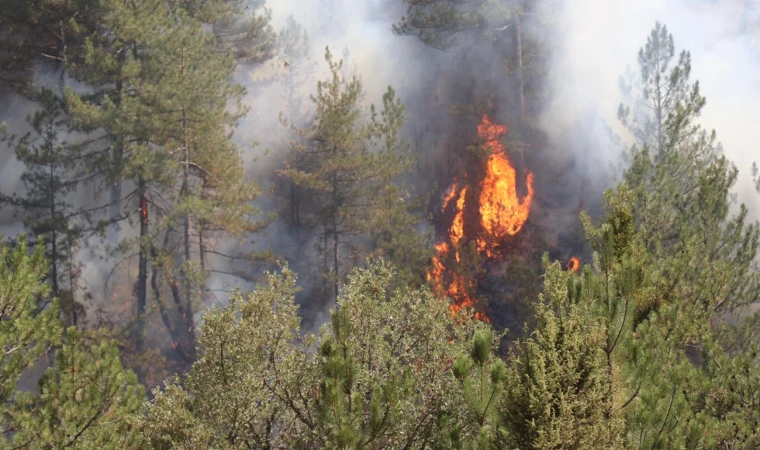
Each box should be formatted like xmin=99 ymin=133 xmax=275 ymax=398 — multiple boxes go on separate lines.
xmin=1 ymin=0 xmax=759 ymax=336
xmin=541 ymin=0 xmax=760 ymax=221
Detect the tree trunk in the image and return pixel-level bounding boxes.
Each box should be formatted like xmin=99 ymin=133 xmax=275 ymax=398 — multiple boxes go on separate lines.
xmin=288 ymin=66 xmax=302 ymax=251
xmin=136 ymin=178 xmax=148 ymax=349
xmin=108 ymin=47 xmax=126 ymax=244
xmin=181 ymin=104 xmax=197 ymax=359
xmin=515 ymin=17 xmax=525 ymax=124
xmin=49 ymin=153 xmax=58 ymax=297
xmin=332 ymin=148 xmax=340 ymax=301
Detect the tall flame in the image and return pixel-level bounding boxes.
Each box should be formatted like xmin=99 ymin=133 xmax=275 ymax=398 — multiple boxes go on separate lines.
xmin=476 ymin=115 xmax=534 ymax=256
xmin=428 ymin=114 xmax=534 ymax=323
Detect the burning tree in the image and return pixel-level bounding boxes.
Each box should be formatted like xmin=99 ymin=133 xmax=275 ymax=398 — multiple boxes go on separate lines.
xmin=428 ymin=114 xmax=535 ymax=322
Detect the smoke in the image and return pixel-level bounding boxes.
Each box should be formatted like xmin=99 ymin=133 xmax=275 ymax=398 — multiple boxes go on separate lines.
xmin=5 ymin=0 xmax=757 ymax=339
xmin=540 ymin=0 xmax=760 ymax=221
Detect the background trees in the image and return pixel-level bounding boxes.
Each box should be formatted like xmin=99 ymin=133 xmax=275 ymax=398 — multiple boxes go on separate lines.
xmin=279 ymin=49 xmax=430 ymax=303
xmin=140 ymin=261 xmax=488 ymax=448
xmin=1 ymin=1 xmax=760 ymax=447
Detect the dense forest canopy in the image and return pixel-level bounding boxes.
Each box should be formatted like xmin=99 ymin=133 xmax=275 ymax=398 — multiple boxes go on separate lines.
xmin=1 ymin=0 xmax=760 ymax=448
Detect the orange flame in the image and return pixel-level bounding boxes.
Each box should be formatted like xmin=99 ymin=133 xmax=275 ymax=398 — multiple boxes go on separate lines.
xmin=477 ymin=115 xmax=534 ymax=256
xmin=442 ymin=183 xmax=458 ymax=211
xmin=427 ymin=185 xmax=487 ymax=322
xmin=140 ymin=197 xmax=148 ymax=226
xmin=451 ymin=187 xmax=467 ymax=261
xmin=428 ymin=114 xmax=534 ymax=323
xmin=566 ymin=256 xmax=580 ymax=272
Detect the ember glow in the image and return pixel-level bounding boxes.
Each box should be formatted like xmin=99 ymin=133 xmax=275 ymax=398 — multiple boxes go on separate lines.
xmin=428 ymin=114 xmax=535 ymax=322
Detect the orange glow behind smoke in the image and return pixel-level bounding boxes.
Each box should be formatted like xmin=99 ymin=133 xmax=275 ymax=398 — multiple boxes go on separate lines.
xmin=566 ymin=257 xmax=580 ymax=272
xmin=428 ymin=114 xmax=535 ymax=323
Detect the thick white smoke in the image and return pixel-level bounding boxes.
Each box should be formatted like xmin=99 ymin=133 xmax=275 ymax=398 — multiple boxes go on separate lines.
xmin=541 ymin=0 xmax=759 ymax=221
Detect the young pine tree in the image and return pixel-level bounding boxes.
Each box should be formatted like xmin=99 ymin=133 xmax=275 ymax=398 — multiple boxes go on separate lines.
xmin=498 ymin=256 xmax=620 ymax=449
xmin=280 ymin=49 xmax=428 ymax=300
xmin=365 ymin=87 xmax=434 ymax=290
xmin=0 ymin=236 xmax=144 ymax=448
xmin=581 ymin=190 xmax=703 ymax=448
xmin=618 ymin=22 xmax=760 ymax=335
xmin=0 ymin=89 xmax=87 ymax=327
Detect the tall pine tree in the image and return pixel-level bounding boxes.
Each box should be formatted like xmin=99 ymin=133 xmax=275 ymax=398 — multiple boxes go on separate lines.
xmin=0 ymin=88 xmax=86 ymax=327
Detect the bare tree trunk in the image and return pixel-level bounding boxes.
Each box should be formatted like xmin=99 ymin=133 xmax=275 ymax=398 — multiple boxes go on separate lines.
xmin=179 ymin=46 xmax=197 ymax=359
xmin=136 ymin=179 xmax=148 ymax=349
xmin=332 ymin=147 xmax=340 ymax=301
xmin=108 ymin=47 xmax=126 ymax=244
xmin=181 ymin=107 xmax=197 ymax=359
xmin=49 ymin=153 xmax=58 ymax=297
xmin=515 ymin=17 xmax=525 ymax=124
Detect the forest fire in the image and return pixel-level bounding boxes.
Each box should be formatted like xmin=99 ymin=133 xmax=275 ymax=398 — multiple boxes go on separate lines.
xmin=428 ymin=114 xmax=535 ymax=322
xmin=566 ymin=257 xmax=580 ymax=272
xmin=429 ymin=185 xmax=483 ymax=320
xmin=476 ymin=115 xmax=534 ymax=256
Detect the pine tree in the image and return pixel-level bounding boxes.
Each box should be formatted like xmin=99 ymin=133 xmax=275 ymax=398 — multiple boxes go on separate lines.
xmin=0 ymin=236 xmax=61 ymax=412
xmin=443 ymin=328 xmax=506 ymax=448
xmin=394 ymin=0 xmax=551 ymax=122
xmin=280 ymin=49 xmax=387 ymax=300
xmin=365 ymin=87 xmax=434 ymax=289
xmin=498 ymin=255 xmax=620 ymax=449
xmin=618 ymin=22 xmax=760 ymax=331
xmin=9 ymin=330 xmax=144 ymax=448
xmin=0 ymin=236 xmax=144 ymax=448
xmin=276 ymin=15 xmax=316 ymax=251
xmin=394 ymin=0 xmax=519 ymax=50
xmin=693 ymin=338 xmax=760 ymax=448
xmin=63 ymin=0 xmax=274 ymax=357
xmin=0 ymin=89 xmax=86 ymax=327
xmin=581 ymin=190 xmax=702 ymax=448
xmin=133 ymin=3 xmax=268 ymax=361
xmin=599 ymin=23 xmax=760 ymax=447
xmin=278 ymin=15 xmax=315 ymax=127
xmin=64 ymin=0 xmax=181 ymax=351
xmin=0 ymin=0 xmax=99 ymax=92
xmin=178 ymin=0 xmax=276 ymax=65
